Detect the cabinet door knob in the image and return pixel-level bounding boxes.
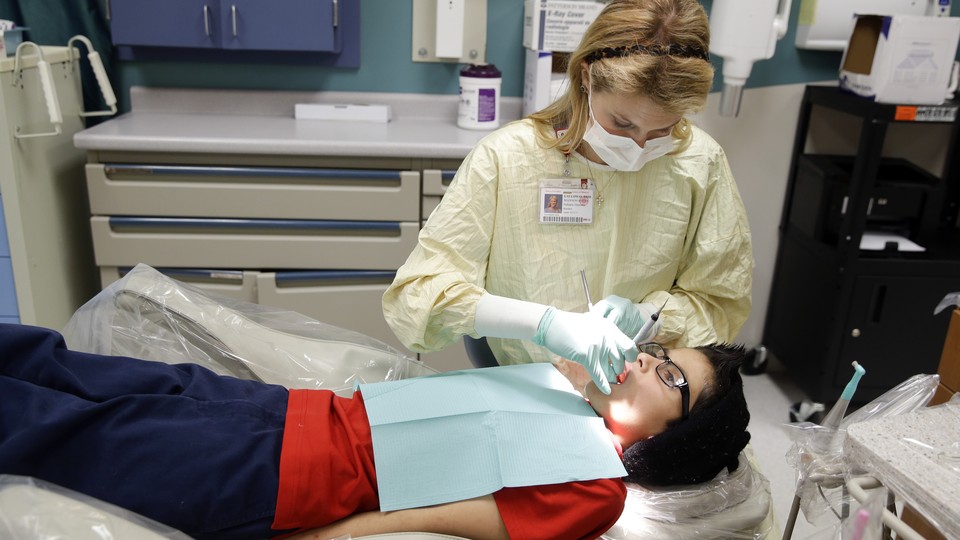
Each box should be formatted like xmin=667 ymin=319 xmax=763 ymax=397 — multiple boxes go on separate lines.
xmin=851 ymin=328 xmax=861 ymax=338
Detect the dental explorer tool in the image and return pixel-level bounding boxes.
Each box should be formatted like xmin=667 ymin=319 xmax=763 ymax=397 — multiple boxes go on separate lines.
xmin=579 ymin=269 xmax=593 ymax=310
xmin=632 ymin=299 xmax=668 ymax=345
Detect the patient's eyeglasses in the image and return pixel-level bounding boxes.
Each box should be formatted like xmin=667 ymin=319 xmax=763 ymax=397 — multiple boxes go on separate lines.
xmin=638 ymin=342 xmax=690 ymax=421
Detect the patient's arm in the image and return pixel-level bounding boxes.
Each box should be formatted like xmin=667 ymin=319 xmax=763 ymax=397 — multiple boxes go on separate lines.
xmin=287 ymin=495 xmax=508 ymax=540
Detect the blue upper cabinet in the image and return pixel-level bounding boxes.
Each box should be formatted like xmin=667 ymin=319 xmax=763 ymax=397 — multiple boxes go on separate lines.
xmin=111 ymin=0 xmax=224 ymax=49
xmin=110 ymin=0 xmax=357 ymax=63
xmin=219 ymin=0 xmax=338 ymax=52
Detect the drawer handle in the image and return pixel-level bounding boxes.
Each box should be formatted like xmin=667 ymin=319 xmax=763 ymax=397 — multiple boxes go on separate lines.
xmin=441 ymin=169 xmax=457 ymax=188
xmin=108 ymin=217 xmax=403 ymax=235
xmin=274 ymin=270 xmax=396 ymax=286
xmin=119 ymin=267 xmax=245 ymax=282
xmin=103 ymin=164 xmax=406 ymax=182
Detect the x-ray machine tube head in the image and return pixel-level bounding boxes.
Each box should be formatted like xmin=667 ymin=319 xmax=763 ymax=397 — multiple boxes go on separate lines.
xmin=709 ymin=0 xmax=793 ymax=117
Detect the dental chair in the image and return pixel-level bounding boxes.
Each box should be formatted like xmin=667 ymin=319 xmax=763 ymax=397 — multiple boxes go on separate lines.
xmin=0 ymin=474 xmax=457 ymax=540
xmin=464 ymin=335 xmax=499 ymax=368
xmin=464 ymin=294 xmax=779 ymax=540
xmin=7 ymin=264 xmax=774 ymax=539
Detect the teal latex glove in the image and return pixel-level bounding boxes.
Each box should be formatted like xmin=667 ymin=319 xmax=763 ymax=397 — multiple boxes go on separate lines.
xmin=532 ymin=307 xmax=639 ymax=394
xmin=590 ymin=296 xmax=662 ymax=343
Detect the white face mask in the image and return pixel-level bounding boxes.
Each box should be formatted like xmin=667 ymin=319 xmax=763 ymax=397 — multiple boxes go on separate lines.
xmin=582 ymin=90 xmax=675 ymax=172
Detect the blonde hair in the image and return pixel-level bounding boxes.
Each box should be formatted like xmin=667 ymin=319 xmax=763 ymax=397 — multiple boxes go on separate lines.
xmin=529 ymin=0 xmax=714 ymax=154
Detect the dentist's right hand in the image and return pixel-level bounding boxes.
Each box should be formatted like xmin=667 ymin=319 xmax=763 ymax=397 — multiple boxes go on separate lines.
xmin=473 ymin=293 xmax=639 ymax=396
xmin=532 ymin=307 xmax=639 ymax=394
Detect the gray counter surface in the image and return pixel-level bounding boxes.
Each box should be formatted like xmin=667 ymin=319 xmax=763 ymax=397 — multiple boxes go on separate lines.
xmin=844 ymin=400 xmax=960 ymax=537
xmin=74 ymin=87 xmax=523 ymax=159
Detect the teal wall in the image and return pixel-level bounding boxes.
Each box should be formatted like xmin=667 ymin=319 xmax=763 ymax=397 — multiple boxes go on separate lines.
xmin=116 ymin=0 xmax=959 ymax=111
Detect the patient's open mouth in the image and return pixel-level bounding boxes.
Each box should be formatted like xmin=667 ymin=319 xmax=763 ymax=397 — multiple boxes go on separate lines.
xmin=616 ymin=361 xmax=632 ymax=384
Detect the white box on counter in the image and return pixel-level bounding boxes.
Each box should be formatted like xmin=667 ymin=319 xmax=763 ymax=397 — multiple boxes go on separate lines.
xmin=294 ymin=103 xmax=392 ymax=123
xmin=839 ymin=14 xmax=960 ymax=105
xmin=523 ymin=0 xmax=604 ymax=53
xmin=523 ymin=49 xmax=570 ymax=116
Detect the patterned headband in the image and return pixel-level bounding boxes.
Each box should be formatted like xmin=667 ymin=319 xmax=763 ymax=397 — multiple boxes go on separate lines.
xmin=584 ymin=43 xmax=710 ymax=64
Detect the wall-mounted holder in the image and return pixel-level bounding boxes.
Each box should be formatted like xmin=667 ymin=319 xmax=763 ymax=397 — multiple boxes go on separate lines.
xmin=66 ymin=35 xmax=118 ymax=118
xmin=12 ymin=42 xmax=62 ymax=139
xmin=411 ymin=0 xmax=486 ymax=64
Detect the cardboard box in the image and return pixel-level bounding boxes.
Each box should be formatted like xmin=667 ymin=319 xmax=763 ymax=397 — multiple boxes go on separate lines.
xmin=839 ymin=14 xmax=960 ymax=105
xmin=522 ymin=49 xmax=570 ymax=116
xmin=902 ymin=308 xmax=958 ymax=534
xmin=902 ymin=505 xmax=948 ymax=540
xmin=928 ymin=308 xmax=959 ymax=406
xmin=523 ymin=0 xmax=604 ymax=53
xmin=937 ymin=308 xmax=960 ymax=390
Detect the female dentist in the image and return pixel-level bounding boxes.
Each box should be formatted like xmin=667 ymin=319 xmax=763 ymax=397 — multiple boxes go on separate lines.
xmin=383 ymin=0 xmax=753 ymax=394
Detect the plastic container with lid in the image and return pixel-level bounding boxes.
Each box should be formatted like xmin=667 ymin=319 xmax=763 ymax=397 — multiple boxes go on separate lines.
xmin=458 ymin=63 xmax=502 ymax=130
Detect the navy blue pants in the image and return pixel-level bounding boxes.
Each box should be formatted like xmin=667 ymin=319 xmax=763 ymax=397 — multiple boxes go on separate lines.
xmin=0 ymin=323 xmax=291 ymax=539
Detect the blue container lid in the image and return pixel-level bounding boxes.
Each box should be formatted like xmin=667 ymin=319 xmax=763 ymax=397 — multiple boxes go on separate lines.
xmin=460 ymin=63 xmax=501 ymax=78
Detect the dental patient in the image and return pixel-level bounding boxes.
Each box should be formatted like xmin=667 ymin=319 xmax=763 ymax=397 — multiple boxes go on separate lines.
xmin=0 ymin=323 xmax=750 ymax=540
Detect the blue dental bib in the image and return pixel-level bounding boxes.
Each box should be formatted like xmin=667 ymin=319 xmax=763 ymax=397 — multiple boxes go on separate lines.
xmin=359 ymin=363 xmax=627 ymax=511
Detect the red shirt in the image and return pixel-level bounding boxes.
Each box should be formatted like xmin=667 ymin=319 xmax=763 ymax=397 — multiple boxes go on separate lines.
xmin=273 ymin=389 xmax=625 ymax=539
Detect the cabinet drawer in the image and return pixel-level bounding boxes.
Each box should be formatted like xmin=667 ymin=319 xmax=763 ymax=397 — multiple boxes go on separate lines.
xmin=91 ymin=217 xmax=419 ymax=270
xmin=422 ymin=195 xmax=442 ymax=221
xmin=422 ymin=169 xmax=456 ymax=196
xmin=87 ymin=164 xmax=420 ymax=221
xmin=101 ymin=266 xmax=259 ymax=303
xmin=256 ymin=270 xmax=408 ymax=352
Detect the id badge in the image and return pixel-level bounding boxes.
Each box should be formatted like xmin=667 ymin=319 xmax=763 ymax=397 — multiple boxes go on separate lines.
xmin=539 ymin=178 xmax=595 ymax=224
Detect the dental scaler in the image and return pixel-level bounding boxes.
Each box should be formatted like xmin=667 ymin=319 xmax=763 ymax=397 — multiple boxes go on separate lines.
xmin=632 ymin=300 xmax=667 ymax=346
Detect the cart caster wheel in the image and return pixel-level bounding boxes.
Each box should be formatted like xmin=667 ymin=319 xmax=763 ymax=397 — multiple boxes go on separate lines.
xmin=741 ymin=345 xmax=768 ymax=375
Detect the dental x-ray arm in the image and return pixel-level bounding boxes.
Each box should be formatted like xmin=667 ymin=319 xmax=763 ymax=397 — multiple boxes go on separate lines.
xmin=709 ymin=0 xmax=793 ymax=117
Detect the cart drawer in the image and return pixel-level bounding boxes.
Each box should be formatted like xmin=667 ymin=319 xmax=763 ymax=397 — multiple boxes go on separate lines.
xmin=422 ymin=195 xmax=442 ymax=221
xmin=91 ymin=216 xmax=419 ymax=269
xmin=86 ymin=164 xmax=421 ymax=221
xmin=100 ymin=266 xmax=259 ymax=303
xmin=256 ymin=270 xmax=408 ymax=353
xmin=422 ymin=168 xmax=456 ymax=196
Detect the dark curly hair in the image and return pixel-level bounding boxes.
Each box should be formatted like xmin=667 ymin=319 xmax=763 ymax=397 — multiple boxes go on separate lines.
xmin=622 ymin=343 xmax=751 ymax=486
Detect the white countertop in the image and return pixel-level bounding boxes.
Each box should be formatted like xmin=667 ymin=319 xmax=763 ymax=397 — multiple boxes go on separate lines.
xmin=74 ymin=87 xmax=523 ymax=159
xmin=844 ymin=401 xmax=960 ymax=537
